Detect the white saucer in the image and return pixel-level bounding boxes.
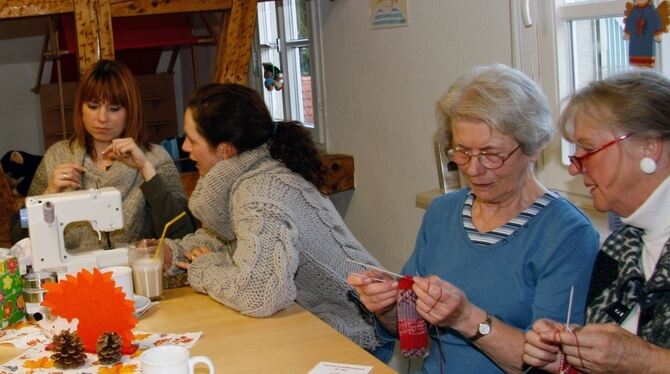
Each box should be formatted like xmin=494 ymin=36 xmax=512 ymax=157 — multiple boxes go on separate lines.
xmin=133 ymin=295 xmax=151 ymax=317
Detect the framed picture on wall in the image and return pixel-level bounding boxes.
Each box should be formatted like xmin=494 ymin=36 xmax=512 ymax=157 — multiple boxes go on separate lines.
xmin=370 ymin=0 xmax=408 ymax=29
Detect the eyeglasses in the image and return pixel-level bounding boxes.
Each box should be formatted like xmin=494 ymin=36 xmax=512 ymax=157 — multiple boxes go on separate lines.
xmin=446 ymin=145 xmax=521 ymax=170
xmin=568 ymin=133 xmax=633 ymax=172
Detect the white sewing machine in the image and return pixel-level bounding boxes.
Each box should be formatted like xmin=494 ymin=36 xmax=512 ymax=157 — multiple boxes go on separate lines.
xmin=26 ymin=187 xmax=129 ymax=275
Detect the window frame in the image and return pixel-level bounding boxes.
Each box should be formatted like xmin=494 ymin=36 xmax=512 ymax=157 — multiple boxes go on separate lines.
xmin=252 ymin=0 xmax=326 ymax=145
xmin=552 ymin=0 xmax=669 ymax=163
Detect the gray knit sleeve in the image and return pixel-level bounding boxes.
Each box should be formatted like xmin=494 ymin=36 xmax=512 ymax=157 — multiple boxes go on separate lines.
xmin=163 ymin=226 xmax=230 ymax=273
xmin=186 ymin=200 xmax=299 ymax=318
xmin=141 ymin=146 xmax=194 ymax=238
xmin=27 ymin=141 xmax=70 ymax=196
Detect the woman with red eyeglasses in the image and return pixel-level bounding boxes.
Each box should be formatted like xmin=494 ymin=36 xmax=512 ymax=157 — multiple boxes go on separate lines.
xmin=524 ymin=70 xmax=670 ymax=373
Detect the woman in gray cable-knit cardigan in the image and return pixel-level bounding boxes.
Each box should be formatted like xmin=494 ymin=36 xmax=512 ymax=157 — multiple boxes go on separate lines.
xmin=26 ymin=60 xmax=193 ymax=250
xmin=164 ymin=83 xmax=391 ymax=359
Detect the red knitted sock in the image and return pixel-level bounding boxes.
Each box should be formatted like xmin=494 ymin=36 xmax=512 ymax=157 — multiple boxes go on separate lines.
xmin=397 ymin=276 xmax=428 ymax=358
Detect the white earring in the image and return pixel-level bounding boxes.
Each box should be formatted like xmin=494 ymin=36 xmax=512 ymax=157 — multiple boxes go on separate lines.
xmin=640 ymin=157 xmax=657 ymax=175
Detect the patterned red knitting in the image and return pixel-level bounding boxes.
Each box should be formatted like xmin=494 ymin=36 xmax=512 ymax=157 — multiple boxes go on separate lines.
xmin=558 ymin=352 xmax=580 ymax=374
xmin=397 ymin=275 xmax=428 ymax=358
xmin=558 ymin=354 xmax=579 ymax=374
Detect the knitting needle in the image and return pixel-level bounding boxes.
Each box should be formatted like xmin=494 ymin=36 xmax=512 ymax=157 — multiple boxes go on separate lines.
xmin=352 ymin=272 xmax=387 ymax=283
xmin=565 ymin=285 xmax=575 ymax=332
xmin=521 ymin=286 xmax=576 ymax=374
xmin=346 ymin=258 xmax=403 ymax=279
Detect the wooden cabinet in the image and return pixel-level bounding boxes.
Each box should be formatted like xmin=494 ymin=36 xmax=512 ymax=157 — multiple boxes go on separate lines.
xmin=38 ymin=72 xmax=178 ymax=150
xmin=320 ymin=154 xmax=354 ymax=195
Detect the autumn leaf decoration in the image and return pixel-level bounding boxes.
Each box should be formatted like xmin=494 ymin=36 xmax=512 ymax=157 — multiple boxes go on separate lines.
xmin=23 ymin=356 xmax=53 ymax=369
xmin=42 ymin=268 xmax=137 ymax=354
xmin=99 ymin=362 xmax=138 ymax=374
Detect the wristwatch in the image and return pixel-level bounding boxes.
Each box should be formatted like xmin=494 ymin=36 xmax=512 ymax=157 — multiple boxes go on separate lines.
xmin=468 ymin=313 xmax=492 ymax=342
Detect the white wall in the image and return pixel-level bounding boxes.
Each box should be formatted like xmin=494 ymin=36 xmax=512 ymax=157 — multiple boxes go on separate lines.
xmin=319 ymin=1 xmax=514 ymax=272
xmin=0 ymin=53 xmax=45 ymax=156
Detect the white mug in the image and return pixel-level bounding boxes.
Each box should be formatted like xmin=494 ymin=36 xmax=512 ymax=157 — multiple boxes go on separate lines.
xmin=101 ymin=266 xmax=134 ymax=301
xmin=140 ymin=345 xmax=214 ymax=374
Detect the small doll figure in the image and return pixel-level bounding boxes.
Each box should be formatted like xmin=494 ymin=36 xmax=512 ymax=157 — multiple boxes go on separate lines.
xmin=262 ymin=62 xmax=284 ymax=91
xmin=624 ymin=0 xmax=669 ymax=67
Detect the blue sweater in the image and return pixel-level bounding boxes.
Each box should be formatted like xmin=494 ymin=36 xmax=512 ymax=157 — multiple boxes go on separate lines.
xmin=382 ymin=189 xmax=600 ymax=373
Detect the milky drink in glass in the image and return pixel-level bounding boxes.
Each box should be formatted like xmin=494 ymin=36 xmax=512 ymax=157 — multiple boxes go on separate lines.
xmin=129 ymin=240 xmax=163 ymax=300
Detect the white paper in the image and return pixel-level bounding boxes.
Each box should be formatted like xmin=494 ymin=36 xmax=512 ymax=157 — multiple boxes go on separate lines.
xmin=307 ymin=361 xmax=373 ymax=374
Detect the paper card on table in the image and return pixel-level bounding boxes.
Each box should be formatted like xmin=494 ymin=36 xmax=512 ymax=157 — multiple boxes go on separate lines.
xmin=308 ymin=361 xmax=373 ymax=374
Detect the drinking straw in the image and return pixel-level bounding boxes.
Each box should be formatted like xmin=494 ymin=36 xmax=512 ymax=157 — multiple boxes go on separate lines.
xmin=155 ymin=211 xmax=187 ymax=260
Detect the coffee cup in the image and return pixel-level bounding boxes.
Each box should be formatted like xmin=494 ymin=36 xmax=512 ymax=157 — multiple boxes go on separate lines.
xmin=129 ymin=240 xmax=164 ymax=300
xmin=101 ymin=266 xmax=134 ymax=301
xmin=140 ymin=345 xmax=214 ymax=374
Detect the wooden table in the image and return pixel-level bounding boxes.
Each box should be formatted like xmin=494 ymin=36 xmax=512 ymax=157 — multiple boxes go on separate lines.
xmin=1 ymin=288 xmax=395 ymax=373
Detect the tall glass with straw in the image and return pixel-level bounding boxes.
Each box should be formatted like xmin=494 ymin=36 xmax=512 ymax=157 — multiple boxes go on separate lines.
xmin=130 ymin=212 xmax=186 ymax=300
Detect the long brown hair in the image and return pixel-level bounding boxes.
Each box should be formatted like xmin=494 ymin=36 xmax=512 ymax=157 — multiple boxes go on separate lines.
xmin=71 ymin=59 xmax=149 ymax=159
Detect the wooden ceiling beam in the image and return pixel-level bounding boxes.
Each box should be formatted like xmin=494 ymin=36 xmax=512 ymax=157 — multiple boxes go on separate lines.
xmin=0 ymin=0 xmax=234 ymax=20
xmin=109 ymin=0 xmax=233 ymax=17
xmin=0 ymin=1 xmax=72 ymax=19
xmin=1 ymin=0 xmax=260 ymax=88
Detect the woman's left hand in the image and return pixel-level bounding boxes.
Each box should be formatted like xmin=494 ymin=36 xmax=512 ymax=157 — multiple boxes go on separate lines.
xmin=102 ymin=137 xmax=156 ymax=180
xmin=412 ymin=275 xmax=471 ymax=328
xmin=176 ymin=246 xmax=214 ymax=270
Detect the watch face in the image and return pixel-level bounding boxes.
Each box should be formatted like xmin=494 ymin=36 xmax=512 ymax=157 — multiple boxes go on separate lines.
xmin=479 ymin=323 xmax=491 ymax=335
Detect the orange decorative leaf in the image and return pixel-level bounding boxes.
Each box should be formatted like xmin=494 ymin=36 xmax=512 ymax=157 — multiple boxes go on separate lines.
xmin=133 ymin=333 xmax=151 ymax=341
xmin=23 ymin=356 xmax=54 ymax=369
xmin=98 ymin=363 xmax=138 ymax=374
xmin=26 ymin=339 xmax=42 ymax=347
xmin=43 ymin=268 xmax=136 ymax=353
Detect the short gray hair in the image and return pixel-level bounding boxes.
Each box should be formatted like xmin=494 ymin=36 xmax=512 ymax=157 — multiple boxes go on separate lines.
xmin=436 ymin=64 xmax=553 ymax=155
xmin=559 ymin=70 xmax=670 ymax=142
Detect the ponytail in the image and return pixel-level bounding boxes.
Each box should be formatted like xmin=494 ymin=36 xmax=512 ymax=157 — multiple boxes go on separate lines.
xmin=268 ymin=121 xmax=326 ymax=190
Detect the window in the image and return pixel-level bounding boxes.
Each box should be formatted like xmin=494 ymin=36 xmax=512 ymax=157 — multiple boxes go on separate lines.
xmin=552 ymin=0 xmax=669 ymax=165
xmin=520 ymin=0 xmax=669 ymax=200
xmin=253 ymin=0 xmax=325 ymax=144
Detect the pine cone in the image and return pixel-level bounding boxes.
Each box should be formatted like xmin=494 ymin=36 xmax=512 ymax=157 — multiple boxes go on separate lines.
xmin=96 ymin=332 xmax=123 ymax=365
xmin=51 ymin=329 xmax=87 ymax=369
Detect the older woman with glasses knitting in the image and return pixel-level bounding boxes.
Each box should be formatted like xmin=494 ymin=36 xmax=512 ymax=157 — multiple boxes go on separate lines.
xmin=523 ymin=70 xmax=670 ymax=373
xmin=348 ymin=64 xmax=599 ymax=373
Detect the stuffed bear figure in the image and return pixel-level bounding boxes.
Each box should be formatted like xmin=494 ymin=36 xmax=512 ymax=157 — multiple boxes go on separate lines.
xmin=0 ymin=151 xmax=43 ymax=196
